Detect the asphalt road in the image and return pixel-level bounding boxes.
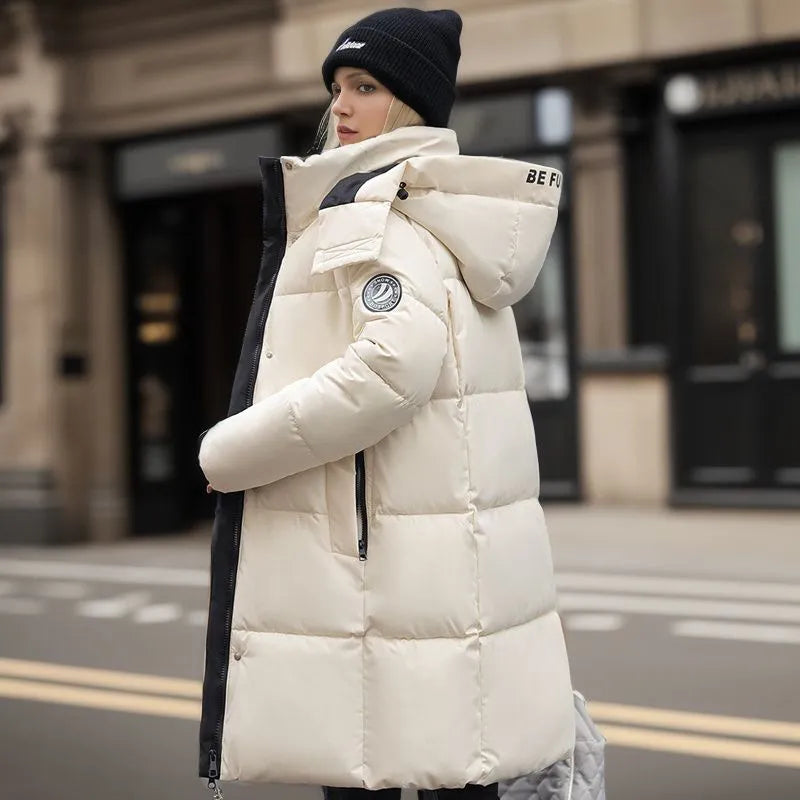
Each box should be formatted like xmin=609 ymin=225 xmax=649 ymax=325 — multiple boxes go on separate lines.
xmin=1 ymin=505 xmax=798 ymax=800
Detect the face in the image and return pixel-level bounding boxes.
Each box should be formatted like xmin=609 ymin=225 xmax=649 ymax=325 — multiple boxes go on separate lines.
xmin=331 ymin=67 xmax=395 ymax=145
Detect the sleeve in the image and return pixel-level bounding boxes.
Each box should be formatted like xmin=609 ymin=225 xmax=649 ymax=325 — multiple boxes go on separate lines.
xmin=198 ymin=210 xmax=448 ymax=493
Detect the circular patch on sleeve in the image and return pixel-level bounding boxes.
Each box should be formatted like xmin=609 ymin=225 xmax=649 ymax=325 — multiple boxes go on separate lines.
xmin=362 ymin=274 xmax=402 ymax=312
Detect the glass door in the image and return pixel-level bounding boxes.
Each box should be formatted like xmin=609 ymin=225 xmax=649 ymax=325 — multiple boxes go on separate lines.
xmin=768 ymin=141 xmax=800 ymax=488
xmin=677 ymin=126 xmax=800 ymax=493
xmin=125 ymin=200 xmax=194 ymax=534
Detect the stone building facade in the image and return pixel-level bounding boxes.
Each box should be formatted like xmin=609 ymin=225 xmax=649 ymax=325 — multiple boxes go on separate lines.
xmin=1 ymin=0 xmax=799 ymax=541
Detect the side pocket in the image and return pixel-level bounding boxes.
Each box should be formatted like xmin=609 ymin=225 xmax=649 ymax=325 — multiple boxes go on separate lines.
xmin=355 ymin=451 xmax=369 ymax=561
xmin=325 ymin=456 xmax=360 ymax=559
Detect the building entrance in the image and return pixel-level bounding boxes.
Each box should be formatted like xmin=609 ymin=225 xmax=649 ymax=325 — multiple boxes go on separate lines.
xmin=676 ymin=119 xmax=800 ymax=501
xmin=124 ymin=187 xmax=261 ymax=533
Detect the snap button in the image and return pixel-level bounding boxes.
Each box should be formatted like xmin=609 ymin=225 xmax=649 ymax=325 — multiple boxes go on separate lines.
xmin=233 ymin=652 xmax=242 ymax=661
xmin=265 ymin=351 xmax=273 ymax=359
xmin=285 ymin=162 xmax=293 ymax=171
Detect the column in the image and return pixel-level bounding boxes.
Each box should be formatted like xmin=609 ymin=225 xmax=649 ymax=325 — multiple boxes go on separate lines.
xmin=570 ymin=82 xmax=670 ymax=504
xmin=571 ymin=85 xmax=628 ymax=355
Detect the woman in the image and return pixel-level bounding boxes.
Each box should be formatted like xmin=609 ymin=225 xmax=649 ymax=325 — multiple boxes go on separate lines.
xmin=198 ymin=8 xmax=574 ymax=800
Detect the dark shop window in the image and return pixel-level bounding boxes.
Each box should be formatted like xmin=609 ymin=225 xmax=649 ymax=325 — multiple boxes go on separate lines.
xmin=623 ymin=87 xmax=668 ymax=348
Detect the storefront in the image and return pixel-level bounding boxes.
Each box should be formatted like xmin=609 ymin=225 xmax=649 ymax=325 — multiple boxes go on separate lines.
xmin=625 ymin=57 xmax=800 ymax=506
xmin=10 ymin=0 xmax=800 ymax=541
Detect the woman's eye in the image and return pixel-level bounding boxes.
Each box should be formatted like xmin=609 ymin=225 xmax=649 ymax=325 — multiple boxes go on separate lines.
xmin=331 ymin=85 xmax=340 ymax=95
xmin=358 ymin=83 xmax=375 ymax=93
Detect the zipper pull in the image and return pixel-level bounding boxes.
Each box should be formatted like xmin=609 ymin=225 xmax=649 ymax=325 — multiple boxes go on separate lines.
xmin=208 ymin=749 xmax=224 ymax=799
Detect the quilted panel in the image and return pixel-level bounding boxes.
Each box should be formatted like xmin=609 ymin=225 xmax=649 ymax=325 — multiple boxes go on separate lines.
xmin=476 ymin=497 xmax=557 ymax=635
xmin=369 ymin=397 xmax=469 ymax=516
xmin=363 ymin=635 xmax=482 ymax=789
xmin=480 ymin=612 xmax=575 ymax=784
xmin=221 ymin=630 xmax=363 ymax=785
xmin=465 ymin=389 xmax=540 ymax=510
xmin=232 ymin=505 xmax=363 ymax=637
xmin=365 ymin=511 xmax=477 ymax=639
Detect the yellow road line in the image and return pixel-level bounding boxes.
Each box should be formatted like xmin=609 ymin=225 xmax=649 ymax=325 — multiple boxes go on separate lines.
xmin=0 ymin=677 xmax=200 ymax=720
xmin=1 ymin=675 xmax=799 ymax=770
xmin=0 ymin=657 xmax=201 ymax=698
xmin=590 ymin=701 xmax=800 ymax=743
xmin=601 ymin=724 xmax=800 ymax=769
xmin=1 ymin=658 xmax=799 ymax=769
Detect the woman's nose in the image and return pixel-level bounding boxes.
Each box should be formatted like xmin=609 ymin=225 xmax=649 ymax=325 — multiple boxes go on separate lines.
xmin=332 ymin=92 xmax=350 ymax=118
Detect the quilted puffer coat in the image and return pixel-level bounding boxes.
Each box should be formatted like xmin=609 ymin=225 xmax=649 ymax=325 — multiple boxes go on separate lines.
xmin=198 ymin=125 xmax=575 ymax=792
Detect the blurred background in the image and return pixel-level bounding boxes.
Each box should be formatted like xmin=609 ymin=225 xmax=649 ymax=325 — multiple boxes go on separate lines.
xmin=0 ymin=1 xmax=798 ymax=798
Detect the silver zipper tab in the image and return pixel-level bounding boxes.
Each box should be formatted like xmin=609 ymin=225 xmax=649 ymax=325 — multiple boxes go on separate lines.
xmin=208 ymin=749 xmax=224 ymax=798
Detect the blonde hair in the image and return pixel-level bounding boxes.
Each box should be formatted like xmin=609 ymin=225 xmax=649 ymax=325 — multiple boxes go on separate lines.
xmin=311 ymin=95 xmax=425 ymax=154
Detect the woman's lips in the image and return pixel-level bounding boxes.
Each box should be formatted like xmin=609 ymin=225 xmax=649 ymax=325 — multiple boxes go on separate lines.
xmin=337 ymin=126 xmax=357 ymax=138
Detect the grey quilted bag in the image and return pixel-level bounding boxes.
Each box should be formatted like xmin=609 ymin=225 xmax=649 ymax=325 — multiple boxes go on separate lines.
xmin=498 ymin=691 xmax=606 ymax=800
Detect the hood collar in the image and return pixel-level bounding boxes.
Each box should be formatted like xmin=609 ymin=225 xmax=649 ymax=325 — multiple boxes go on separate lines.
xmin=275 ymin=126 xmax=458 ymax=237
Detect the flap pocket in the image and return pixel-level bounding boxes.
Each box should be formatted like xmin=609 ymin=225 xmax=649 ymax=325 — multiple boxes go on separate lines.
xmin=311 ymin=200 xmax=392 ymax=275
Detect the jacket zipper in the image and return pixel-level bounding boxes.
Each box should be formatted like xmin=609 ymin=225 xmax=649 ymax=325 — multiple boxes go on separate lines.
xmin=355 ymin=450 xmax=369 ymax=560
xmin=209 ymin=159 xmax=286 ymax=791
xmin=207 ymin=748 xmax=223 ymax=798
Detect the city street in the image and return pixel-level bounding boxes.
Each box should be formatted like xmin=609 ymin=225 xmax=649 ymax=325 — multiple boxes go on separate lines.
xmin=0 ymin=505 xmax=798 ymax=800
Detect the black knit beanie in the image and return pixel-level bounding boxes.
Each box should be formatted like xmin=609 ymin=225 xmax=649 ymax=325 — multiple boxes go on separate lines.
xmin=321 ymin=8 xmax=462 ymax=128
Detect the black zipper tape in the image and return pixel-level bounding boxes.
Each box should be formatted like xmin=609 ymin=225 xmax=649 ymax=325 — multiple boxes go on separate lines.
xmin=355 ymin=450 xmax=368 ymax=560
xmin=198 ymin=157 xmax=287 ymax=780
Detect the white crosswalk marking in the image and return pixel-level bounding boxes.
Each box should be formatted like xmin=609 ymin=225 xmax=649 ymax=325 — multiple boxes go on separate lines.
xmin=556 ymin=572 xmax=800 ymax=602
xmin=186 ymin=610 xmax=208 ymax=627
xmin=133 ymin=604 xmax=182 ymax=624
xmin=0 ymin=597 xmax=45 ymax=614
xmin=77 ymin=592 xmax=150 ymax=619
xmin=0 ymin=559 xmax=207 ymax=586
xmin=672 ymin=620 xmax=800 ymax=645
xmin=558 ymin=592 xmax=800 ymax=623
xmin=565 ymin=613 xmax=624 ymax=632
xmin=37 ymin=582 xmax=89 ymax=599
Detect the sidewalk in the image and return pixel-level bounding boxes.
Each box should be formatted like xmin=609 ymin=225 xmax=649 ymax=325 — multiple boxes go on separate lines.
xmin=1 ymin=503 xmax=798 ymax=583
xmin=544 ymin=503 xmax=800 ymax=582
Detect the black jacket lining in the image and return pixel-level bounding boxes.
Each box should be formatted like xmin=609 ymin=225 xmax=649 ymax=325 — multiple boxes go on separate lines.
xmin=198 ymin=156 xmax=287 ymax=779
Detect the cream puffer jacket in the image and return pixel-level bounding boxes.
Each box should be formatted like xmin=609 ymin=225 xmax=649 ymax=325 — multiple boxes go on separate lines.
xmin=198 ymin=126 xmax=574 ymax=792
